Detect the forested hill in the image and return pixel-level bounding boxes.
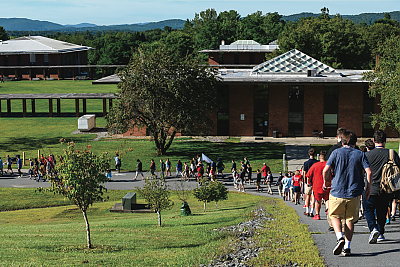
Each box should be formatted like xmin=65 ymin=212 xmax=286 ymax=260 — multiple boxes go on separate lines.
xmin=0 ymin=18 xmax=185 ymax=32
xmin=1 ymin=11 xmax=399 ymax=33
xmin=282 ymin=11 xmax=400 ymax=24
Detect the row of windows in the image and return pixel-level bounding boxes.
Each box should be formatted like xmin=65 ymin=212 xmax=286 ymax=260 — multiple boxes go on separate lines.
xmin=216 ymin=84 xmax=375 ymax=137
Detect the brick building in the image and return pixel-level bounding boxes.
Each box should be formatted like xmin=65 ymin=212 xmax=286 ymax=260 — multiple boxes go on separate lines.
xmin=94 ymin=48 xmax=397 ymax=138
xmin=199 ymin=40 xmax=279 ymax=68
xmin=212 ymin=49 xmax=395 ymax=138
xmin=0 ymin=36 xmax=95 ymax=80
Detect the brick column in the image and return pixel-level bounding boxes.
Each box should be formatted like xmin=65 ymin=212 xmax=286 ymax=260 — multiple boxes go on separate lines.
xmin=103 ymin=99 xmax=107 ymax=117
xmin=7 ymin=99 xmax=11 ymax=116
xmin=228 ymin=83 xmax=254 ymax=136
xmin=303 ymin=85 xmax=324 ymax=137
xmin=83 ymin=99 xmax=87 ymax=114
xmin=269 ymin=85 xmax=289 ymax=137
xmin=49 ymin=99 xmax=53 ymax=117
xmin=75 ymin=99 xmax=80 ymax=117
xmin=31 ymin=99 xmax=35 ymax=114
xmin=57 ymin=99 xmax=61 ymax=116
xmin=338 ymin=84 xmax=363 ymax=137
xmin=22 ymin=99 xmax=27 ymax=117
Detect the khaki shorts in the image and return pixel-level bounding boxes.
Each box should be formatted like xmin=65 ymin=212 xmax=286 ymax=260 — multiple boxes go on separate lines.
xmin=304 ymin=185 xmax=313 ymax=195
xmin=329 ymin=195 xmax=361 ymax=223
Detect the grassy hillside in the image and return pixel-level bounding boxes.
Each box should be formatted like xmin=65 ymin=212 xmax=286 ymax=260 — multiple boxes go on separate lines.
xmin=0 ymin=189 xmax=324 ymax=266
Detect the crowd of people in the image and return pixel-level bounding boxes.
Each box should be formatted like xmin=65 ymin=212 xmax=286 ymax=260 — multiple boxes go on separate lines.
xmin=3 ymin=127 xmax=399 ymax=258
xmin=276 ymin=128 xmax=400 ymax=257
xmin=0 ymin=153 xmax=58 ymax=182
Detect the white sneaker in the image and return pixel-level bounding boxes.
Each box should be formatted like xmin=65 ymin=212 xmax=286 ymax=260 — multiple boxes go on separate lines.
xmin=369 ymin=228 xmax=380 ymax=244
xmin=377 ymin=234 xmax=386 ymax=242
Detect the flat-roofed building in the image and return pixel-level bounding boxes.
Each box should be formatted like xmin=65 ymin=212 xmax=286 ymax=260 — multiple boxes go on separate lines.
xmin=94 ymin=47 xmax=397 ymax=138
xmin=0 ymin=36 xmax=123 ymax=80
xmin=199 ymin=40 xmax=279 ymax=68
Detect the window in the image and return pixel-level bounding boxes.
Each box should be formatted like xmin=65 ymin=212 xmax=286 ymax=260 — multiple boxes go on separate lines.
xmin=44 ymin=54 xmax=49 ymax=66
xmin=30 ymin=54 xmax=36 ymax=65
xmin=254 ymin=84 xmax=269 ymax=136
xmin=217 ymin=85 xmax=229 ymax=136
xmin=288 ymin=85 xmax=304 ymax=136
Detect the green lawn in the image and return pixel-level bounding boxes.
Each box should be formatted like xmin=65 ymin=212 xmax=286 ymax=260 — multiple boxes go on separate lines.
xmin=0 ymin=189 xmax=324 ymax=266
xmin=0 ymin=80 xmax=117 ymax=94
xmin=0 ymin=80 xmax=117 ymax=114
xmin=0 ymin=117 xmax=285 ymax=173
xmin=0 ymin=191 xmax=263 ymax=266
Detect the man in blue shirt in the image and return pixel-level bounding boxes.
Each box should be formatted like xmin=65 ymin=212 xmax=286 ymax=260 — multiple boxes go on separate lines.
xmin=17 ymin=155 xmax=23 ymax=178
xmin=323 ymin=130 xmax=372 ymax=257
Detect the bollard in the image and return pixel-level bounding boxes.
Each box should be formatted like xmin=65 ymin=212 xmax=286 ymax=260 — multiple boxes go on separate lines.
xmin=283 ymin=154 xmax=286 ymax=172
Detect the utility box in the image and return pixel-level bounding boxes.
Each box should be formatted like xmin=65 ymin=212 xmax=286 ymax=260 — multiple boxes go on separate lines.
xmin=78 ymin=114 xmax=96 ymax=131
xmin=122 ymin=192 xmax=137 ymax=210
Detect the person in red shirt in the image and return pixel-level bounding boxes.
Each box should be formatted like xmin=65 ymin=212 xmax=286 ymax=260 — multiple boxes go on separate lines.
xmin=306 ymin=151 xmax=331 ymax=220
xmin=261 ymin=163 xmax=270 ymax=184
xmin=292 ymin=170 xmax=303 ymax=204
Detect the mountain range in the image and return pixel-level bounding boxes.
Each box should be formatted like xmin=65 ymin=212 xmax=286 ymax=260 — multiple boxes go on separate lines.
xmin=1 ymin=11 xmax=399 ymax=32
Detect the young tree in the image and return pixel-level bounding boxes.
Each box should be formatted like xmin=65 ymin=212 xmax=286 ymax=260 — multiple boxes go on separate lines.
xmin=210 ymin=180 xmax=228 ymax=208
xmin=193 ymin=179 xmax=228 ymax=211
xmin=44 ymin=142 xmax=110 ymax=249
xmin=363 ymin=36 xmax=400 ymax=141
xmin=136 ymin=177 xmax=174 ymax=226
xmin=106 ymin=43 xmax=220 ymax=155
xmin=193 ymin=179 xmax=214 ymax=212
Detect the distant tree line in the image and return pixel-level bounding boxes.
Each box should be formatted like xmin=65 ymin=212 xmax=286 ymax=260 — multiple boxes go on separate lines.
xmin=3 ymin=8 xmax=400 ymax=69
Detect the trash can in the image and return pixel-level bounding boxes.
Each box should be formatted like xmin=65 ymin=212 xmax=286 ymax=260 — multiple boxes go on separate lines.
xmin=273 ymin=131 xmax=278 ymax=138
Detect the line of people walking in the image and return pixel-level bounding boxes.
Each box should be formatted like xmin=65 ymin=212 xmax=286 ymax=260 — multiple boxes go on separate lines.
xmin=284 ymin=128 xmax=400 ymax=257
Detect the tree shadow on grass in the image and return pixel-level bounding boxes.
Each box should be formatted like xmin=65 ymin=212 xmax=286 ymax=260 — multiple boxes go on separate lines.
xmin=0 ymin=136 xmax=92 ymax=153
xmin=168 ymin=141 xmax=285 ymax=162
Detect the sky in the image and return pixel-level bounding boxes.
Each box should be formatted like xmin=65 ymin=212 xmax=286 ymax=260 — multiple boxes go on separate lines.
xmin=1 ymin=0 xmax=399 ymax=25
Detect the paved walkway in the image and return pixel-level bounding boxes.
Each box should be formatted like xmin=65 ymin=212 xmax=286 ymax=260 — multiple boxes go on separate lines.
xmin=2 ymin=137 xmax=400 ymax=266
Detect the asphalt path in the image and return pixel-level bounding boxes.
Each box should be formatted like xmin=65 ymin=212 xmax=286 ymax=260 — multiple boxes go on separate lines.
xmin=2 ymin=163 xmax=400 ymax=266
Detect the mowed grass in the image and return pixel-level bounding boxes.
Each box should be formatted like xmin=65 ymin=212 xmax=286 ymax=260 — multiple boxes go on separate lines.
xmin=0 ymin=117 xmax=285 ymax=173
xmin=0 ymin=187 xmax=133 ymax=212
xmin=251 ymin=198 xmax=325 ymax=266
xmin=0 ymin=189 xmax=324 ymax=266
xmin=0 ymin=191 xmax=264 ymax=266
xmin=0 ymin=80 xmax=117 ymax=114
xmin=0 ymin=80 xmax=117 ymax=94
